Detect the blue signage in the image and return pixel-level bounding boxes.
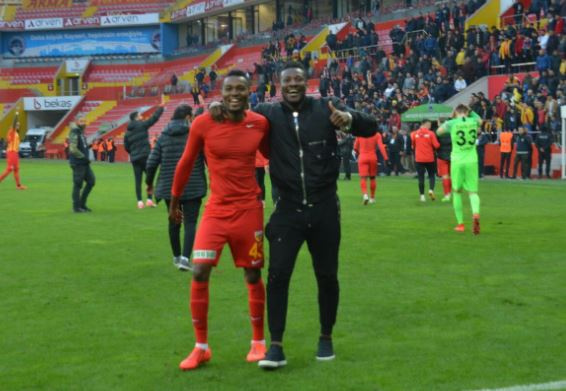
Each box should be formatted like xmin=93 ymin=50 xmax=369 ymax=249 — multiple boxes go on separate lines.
xmin=2 ymin=27 xmax=161 ymax=57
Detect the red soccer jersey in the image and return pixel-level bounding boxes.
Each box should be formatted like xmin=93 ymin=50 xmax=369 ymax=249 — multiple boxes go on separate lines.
xmin=354 ymin=133 xmax=388 ymax=160
xmin=172 ymin=111 xmax=269 ymax=210
xmin=411 ymin=127 xmax=439 ymax=163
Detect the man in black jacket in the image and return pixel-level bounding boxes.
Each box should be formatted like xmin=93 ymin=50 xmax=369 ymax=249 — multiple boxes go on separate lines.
xmin=253 ymin=62 xmax=377 ymax=368
xmin=146 ymin=104 xmax=207 ymax=271
xmin=512 ymin=126 xmax=534 ymax=179
xmin=69 ymin=118 xmax=95 ymax=213
xmin=124 ymin=100 xmax=164 ymax=209
xmin=535 ymin=127 xmax=553 ymax=178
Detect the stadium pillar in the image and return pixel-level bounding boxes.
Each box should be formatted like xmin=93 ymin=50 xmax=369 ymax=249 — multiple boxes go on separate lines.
xmin=228 ymin=11 xmax=233 ymax=40
xmin=275 ymin=0 xmax=282 ymax=24
xmin=332 ymin=0 xmax=338 ymax=19
xmin=249 ymin=6 xmax=255 ymax=34
xmin=200 ymin=19 xmax=205 ymax=45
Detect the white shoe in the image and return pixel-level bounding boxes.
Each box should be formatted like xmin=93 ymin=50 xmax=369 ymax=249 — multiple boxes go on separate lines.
xmin=362 ymin=194 xmax=369 ymax=205
xmin=420 ymin=195 xmax=426 ymax=202
xmin=137 ymin=201 xmax=144 ymax=209
xmin=369 ymin=198 xmax=376 ymax=204
xmin=146 ymin=199 xmax=156 ymax=208
xmin=174 ymin=256 xmax=193 ymax=271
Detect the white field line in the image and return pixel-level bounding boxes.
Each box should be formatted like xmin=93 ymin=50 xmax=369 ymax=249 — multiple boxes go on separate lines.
xmin=468 ymin=380 xmax=566 ymax=391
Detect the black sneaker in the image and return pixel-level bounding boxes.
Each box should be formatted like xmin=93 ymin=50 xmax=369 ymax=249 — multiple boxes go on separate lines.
xmin=258 ymin=345 xmax=287 ymax=369
xmin=316 ymin=338 xmax=335 ymax=361
xmin=73 ymin=207 xmax=87 ymax=213
xmin=81 ymin=206 xmax=92 ymax=212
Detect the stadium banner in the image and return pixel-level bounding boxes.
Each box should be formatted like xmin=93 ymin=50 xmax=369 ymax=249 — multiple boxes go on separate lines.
xmin=100 ymin=13 xmax=159 ymax=27
xmin=0 ymin=14 xmax=158 ymax=31
xmin=90 ymin=0 xmax=164 ymax=4
xmin=23 ymin=96 xmax=82 ymax=111
xmin=25 ymin=18 xmax=64 ymax=31
xmin=65 ymin=59 xmax=89 ymax=73
xmin=2 ymin=27 xmax=161 ymax=57
xmin=23 ymin=0 xmax=72 ymax=9
xmin=172 ymin=0 xmax=246 ymax=21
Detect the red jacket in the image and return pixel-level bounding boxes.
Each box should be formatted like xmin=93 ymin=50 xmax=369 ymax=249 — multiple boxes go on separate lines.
xmin=411 ymin=127 xmax=439 ymax=163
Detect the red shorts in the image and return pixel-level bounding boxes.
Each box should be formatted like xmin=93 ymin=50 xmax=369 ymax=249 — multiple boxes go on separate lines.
xmin=437 ymin=158 xmax=450 ymax=177
xmin=6 ymin=151 xmax=19 ymax=168
xmin=192 ymin=205 xmax=264 ymax=268
xmin=358 ymin=156 xmax=377 ymax=177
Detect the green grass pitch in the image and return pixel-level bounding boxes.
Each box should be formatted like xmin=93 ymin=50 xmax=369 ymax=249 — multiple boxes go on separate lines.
xmin=1 ymin=160 xmax=565 ymax=390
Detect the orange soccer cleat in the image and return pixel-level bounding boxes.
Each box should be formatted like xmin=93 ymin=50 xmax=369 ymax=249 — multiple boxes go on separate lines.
xmin=473 ymin=215 xmax=480 ymax=235
xmin=246 ymin=341 xmax=266 ymax=362
xmin=454 ymin=224 xmax=465 ymax=233
xmin=179 ymin=347 xmax=212 ymax=371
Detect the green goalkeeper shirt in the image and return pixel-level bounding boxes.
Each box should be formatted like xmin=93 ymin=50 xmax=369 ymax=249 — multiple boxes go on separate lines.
xmin=439 ymin=111 xmax=482 ymax=164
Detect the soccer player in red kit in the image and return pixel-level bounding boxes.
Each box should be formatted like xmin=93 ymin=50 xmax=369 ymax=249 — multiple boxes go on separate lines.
xmin=411 ymin=119 xmax=440 ymax=202
xmin=170 ymin=70 xmax=270 ymax=370
xmin=0 ymin=115 xmax=26 ymax=190
xmin=354 ymin=132 xmax=387 ymax=204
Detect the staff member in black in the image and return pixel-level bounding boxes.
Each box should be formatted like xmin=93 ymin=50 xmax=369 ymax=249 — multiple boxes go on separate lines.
xmin=251 ymin=62 xmax=377 ymax=368
xmin=512 ymin=126 xmax=534 ymax=180
xmin=124 ymin=99 xmax=164 ymax=209
xmin=535 ymin=128 xmax=553 ymax=178
xmin=69 ymin=118 xmax=95 ymax=213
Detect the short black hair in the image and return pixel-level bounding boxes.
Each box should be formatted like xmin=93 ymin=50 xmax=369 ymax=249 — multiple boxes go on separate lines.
xmin=129 ymin=111 xmax=138 ymax=121
xmin=281 ymin=61 xmax=306 ymax=73
xmin=226 ymin=69 xmax=247 ymax=78
xmin=172 ymin=104 xmax=192 ymax=120
xmin=223 ymin=69 xmax=250 ymax=86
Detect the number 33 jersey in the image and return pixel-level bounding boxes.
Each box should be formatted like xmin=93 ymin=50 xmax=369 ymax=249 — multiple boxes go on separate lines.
xmin=442 ymin=113 xmax=482 ymax=164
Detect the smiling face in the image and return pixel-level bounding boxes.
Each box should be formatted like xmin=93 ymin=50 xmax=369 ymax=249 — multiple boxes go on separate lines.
xmin=281 ymin=67 xmax=307 ymax=106
xmin=222 ymin=76 xmax=249 ymax=114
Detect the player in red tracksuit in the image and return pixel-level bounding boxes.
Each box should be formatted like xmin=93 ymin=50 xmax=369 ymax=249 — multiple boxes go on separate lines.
xmin=354 ymin=133 xmax=388 ymax=204
xmin=0 ymin=115 xmax=27 ymax=190
xmin=411 ymin=120 xmax=440 ymax=202
xmin=170 ymin=70 xmax=270 ymax=371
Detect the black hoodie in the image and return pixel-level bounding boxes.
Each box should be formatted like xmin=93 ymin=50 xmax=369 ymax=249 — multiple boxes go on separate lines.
xmin=146 ymin=118 xmax=206 ymax=201
xmin=124 ymin=106 xmax=164 ymax=162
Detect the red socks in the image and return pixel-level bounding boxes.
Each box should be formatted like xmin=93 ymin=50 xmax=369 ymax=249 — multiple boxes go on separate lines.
xmin=190 ymin=280 xmax=209 ymax=344
xmin=247 ymin=280 xmax=265 ymax=341
xmin=360 ymin=178 xmax=367 ymax=194
xmin=370 ymin=178 xmax=376 ymax=198
xmin=190 ymin=280 xmax=265 ymax=345
xmin=442 ymin=178 xmax=452 ymax=196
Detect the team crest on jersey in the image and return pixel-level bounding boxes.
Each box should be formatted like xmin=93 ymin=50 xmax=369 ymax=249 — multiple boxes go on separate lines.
xmin=254 ymin=230 xmax=263 ymax=240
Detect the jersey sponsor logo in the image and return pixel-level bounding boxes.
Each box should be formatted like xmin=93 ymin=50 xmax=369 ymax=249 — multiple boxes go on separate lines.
xmin=193 ymin=249 xmax=217 ymax=260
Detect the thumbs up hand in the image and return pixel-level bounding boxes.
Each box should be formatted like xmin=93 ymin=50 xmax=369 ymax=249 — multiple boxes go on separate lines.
xmin=328 ymin=100 xmax=352 ymax=130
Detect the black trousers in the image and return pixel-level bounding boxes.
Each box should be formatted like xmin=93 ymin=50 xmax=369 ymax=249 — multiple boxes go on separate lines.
xmin=131 ymin=157 xmax=148 ymax=201
xmin=500 ymin=152 xmax=511 ymax=178
xmin=340 ymin=151 xmax=351 ymax=179
xmin=71 ymin=164 xmax=95 ymax=209
xmin=388 ymin=151 xmax=402 ymax=176
xmin=416 ymin=162 xmax=435 ymax=195
xmin=513 ymin=153 xmax=530 ymax=179
xmin=538 ymin=150 xmax=551 ymax=177
xmin=255 ymin=167 xmax=266 ymax=201
xmin=165 ymin=199 xmax=201 ymax=258
xmin=107 ymin=151 xmax=115 ymax=163
xmin=266 ymin=196 xmax=341 ymax=342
